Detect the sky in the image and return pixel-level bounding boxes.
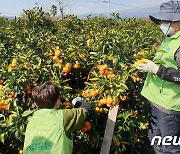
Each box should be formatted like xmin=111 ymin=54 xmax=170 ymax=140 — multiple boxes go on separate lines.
xmin=0 ymin=0 xmax=169 ymax=17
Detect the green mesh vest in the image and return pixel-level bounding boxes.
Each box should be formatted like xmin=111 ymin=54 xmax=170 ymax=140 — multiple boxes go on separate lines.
xmin=24 ymin=109 xmax=73 ymax=154
xmin=141 ymin=31 xmax=180 ymax=111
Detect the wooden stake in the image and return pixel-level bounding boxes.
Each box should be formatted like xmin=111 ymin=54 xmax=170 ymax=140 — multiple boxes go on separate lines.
xmin=100 ymin=104 xmax=119 ymax=154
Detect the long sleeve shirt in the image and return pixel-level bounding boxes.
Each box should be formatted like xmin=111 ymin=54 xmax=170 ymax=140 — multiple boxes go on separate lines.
xmin=156 ymin=48 xmax=180 ymax=85
xmin=63 ymin=100 xmax=94 ymax=138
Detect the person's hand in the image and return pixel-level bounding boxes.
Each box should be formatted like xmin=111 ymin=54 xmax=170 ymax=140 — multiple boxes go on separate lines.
xmin=136 ymin=60 xmax=159 ymax=74
xmin=72 ymin=97 xmax=82 ymax=106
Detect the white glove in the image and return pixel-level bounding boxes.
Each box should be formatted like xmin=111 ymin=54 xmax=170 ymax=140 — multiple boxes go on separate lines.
xmin=136 ymin=60 xmax=159 ymax=74
xmin=72 ymin=97 xmax=82 ymax=106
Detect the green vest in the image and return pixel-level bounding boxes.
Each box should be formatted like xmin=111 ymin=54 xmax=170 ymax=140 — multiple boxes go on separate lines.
xmin=24 ymin=109 xmax=73 ymax=154
xmin=141 ymin=31 xmax=180 ymax=111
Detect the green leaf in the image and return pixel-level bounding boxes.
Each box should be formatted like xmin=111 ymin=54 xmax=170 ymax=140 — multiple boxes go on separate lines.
xmin=22 ymin=110 xmax=34 ymax=117
xmin=64 ymin=86 xmax=72 ymax=90
xmin=113 ymin=57 xmax=119 ymax=65
xmin=120 ymin=83 xmax=128 ymax=90
xmin=15 ymin=130 xmax=20 ymax=139
xmin=0 ymin=133 xmax=5 ymax=143
xmin=89 ymin=77 xmax=99 ymax=81
xmin=0 ymin=114 xmax=5 ymax=120
xmin=89 ymin=52 xmax=98 ymax=55
xmin=112 ymin=135 xmax=119 ymax=142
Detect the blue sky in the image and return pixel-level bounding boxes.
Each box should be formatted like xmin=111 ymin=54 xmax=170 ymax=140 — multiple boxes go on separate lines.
xmin=0 ymin=0 xmax=168 ymax=17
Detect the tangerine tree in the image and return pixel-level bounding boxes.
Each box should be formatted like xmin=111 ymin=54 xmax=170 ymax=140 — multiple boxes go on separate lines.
xmin=0 ymin=6 xmax=161 ymax=154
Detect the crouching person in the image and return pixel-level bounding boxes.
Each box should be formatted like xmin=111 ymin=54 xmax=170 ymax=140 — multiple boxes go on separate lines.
xmin=23 ymin=81 xmax=94 ymax=154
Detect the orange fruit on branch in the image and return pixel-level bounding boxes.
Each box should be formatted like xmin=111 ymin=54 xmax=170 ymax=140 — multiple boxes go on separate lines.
xmin=100 ymin=98 xmax=107 ymax=105
xmin=79 ymin=54 xmax=85 ymax=59
xmin=97 ymin=102 xmax=103 ymax=107
xmin=121 ymin=96 xmax=127 ymax=101
xmin=95 ymin=107 xmax=100 ymax=112
xmin=134 ymin=73 xmax=139 ymax=78
xmin=55 ymin=50 xmax=62 ymax=57
xmin=12 ymin=57 xmax=17 ymax=62
xmin=18 ymin=150 xmax=23 ymax=154
xmin=86 ymin=39 xmax=92 ymax=45
xmin=135 ymin=77 xmax=140 ymax=82
xmin=99 ymin=108 xmax=104 ymax=113
xmin=84 ymin=121 xmax=90 ymax=128
xmin=65 ymin=63 xmax=72 ymax=68
xmin=81 ymin=127 xmax=88 ymax=133
xmin=106 ymin=97 xmax=113 ymax=107
xmin=134 ymin=58 xmax=147 ymax=66
xmin=63 ymin=102 xmax=70 ymax=107
xmin=141 ymin=125 xmax=147 ymax=130
xmin=24 ymin=62 xmax=30 ymax=68
xmin=82 ymin=90 xmax=90 ymax=97
xmin=52 ymin=56 xmax=58 ymax=61
xmin=101 ymin=64 xmax=108 ymax=70
xmin=107 ymin=102 xmax=112 ymax=107
xmin=74 ymin=63 xmax=80 ymax=69
xmin=99 ymin=70 xmax=105 ymax=75
xmin=106 ymin=96 xmax=112 ymax=104
xmin=63 ymin=72 xmax=68 ymax=76
xmin=108 ymin=70 xmax=115 ymax=75
xmin=27 ymin=90 xmax=32 ymax=94
xmin=104 ymin=69 xmax=109 ymax=75
xmin=114 ymin=141 xmax=121 ymax=147
xmin=63 ymin=67 xmax=71 ymax=73
xmin=26 ymin=85 xmax=31 ymax=91
xmin=8 ymin=92 xmax=15 ymax=98
xmin=109 ymin=55 xmax=114 ymax=61
xmin=90 ymin=90 xmax=98 ymax=97
xmin=8 ymin=65 xmax=14 ymax=72
xmin=1 ymin=104 xmax=8 ymax=111
xmin=11 ymin=63 xmax=16 ymax=68
xmin=57 ymin=59 xmax=63 ymax=64
xmin=107 ymin=74 xmax=115 ymax=79
xmin=132 ymin=110 xmax=139 ymax=116
xmin=89 ymin=30 xmax=94 ymax=35
xmin=0 ymin=85 xmax=3 ymax=91
xmin=0 ymin=100 xmax=6 ymax=105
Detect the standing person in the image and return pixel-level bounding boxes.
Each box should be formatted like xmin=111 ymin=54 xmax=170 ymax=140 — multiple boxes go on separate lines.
xmin=136 ymin=1 xmax=180 ymax=154
xmin=23 ymin=81 xmax=94 ymax=154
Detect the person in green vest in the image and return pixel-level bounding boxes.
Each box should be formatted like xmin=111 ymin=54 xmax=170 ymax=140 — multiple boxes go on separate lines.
xmin=137 ymin=1 xmax=180 ymax=153
xmin=23 ymin=81 xmax=94 ymax=154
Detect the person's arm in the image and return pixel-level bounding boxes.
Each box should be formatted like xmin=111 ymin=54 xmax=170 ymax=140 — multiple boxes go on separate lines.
xmin=63 ymin=108 xmax=87 ymax=139
xmin=156 ymin=48 xmax=180 ymax=85
xmin=73 ymin=98 xmax=94 ymax=120
xmin=63 ymin=98 xmax=94 ymax=139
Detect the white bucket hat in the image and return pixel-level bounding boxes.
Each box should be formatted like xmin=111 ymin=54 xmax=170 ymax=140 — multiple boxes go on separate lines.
xmin=149 ymin=0 xmax=180 ymax=24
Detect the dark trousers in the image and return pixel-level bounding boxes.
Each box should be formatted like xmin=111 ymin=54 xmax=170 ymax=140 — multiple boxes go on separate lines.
xmin=148 ymin=104 xmax=180 ymax=154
